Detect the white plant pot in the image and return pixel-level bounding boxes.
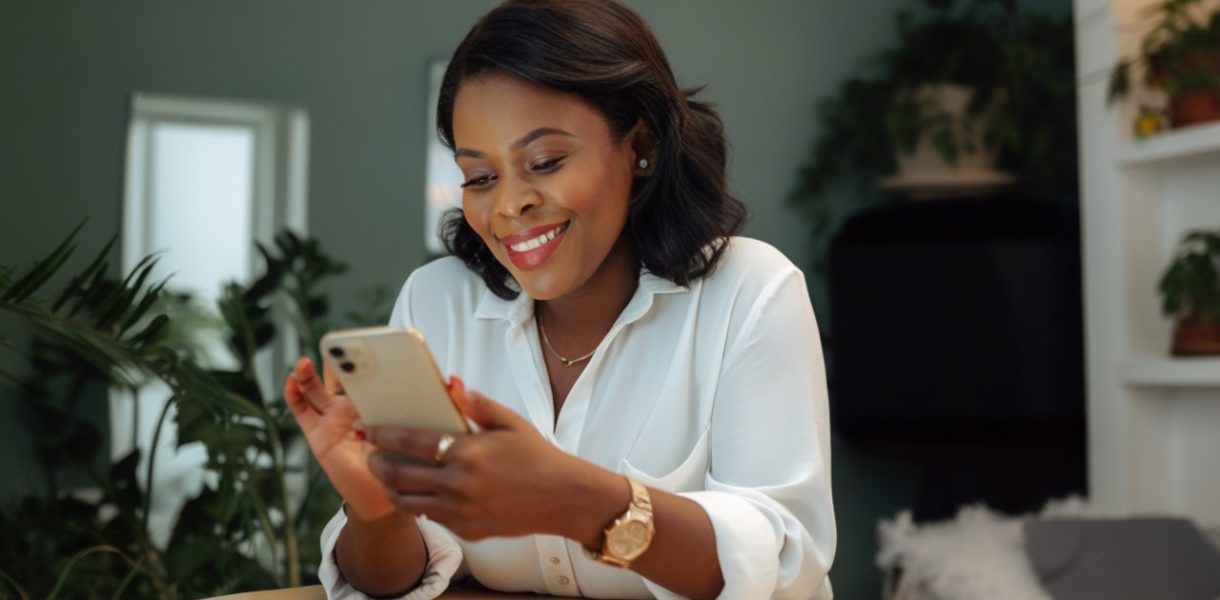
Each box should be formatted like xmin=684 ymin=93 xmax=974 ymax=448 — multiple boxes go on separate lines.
xmin=880 ymin=84 xmax=1015 ymax=200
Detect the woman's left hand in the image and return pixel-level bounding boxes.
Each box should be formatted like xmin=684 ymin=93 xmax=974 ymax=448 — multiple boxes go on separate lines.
xmin=363 ymin=379 xmax=610 ymax=542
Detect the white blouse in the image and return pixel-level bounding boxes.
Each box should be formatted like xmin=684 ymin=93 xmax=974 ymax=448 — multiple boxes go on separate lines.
xmin=318 ymin=237 xmax=835 ymax=599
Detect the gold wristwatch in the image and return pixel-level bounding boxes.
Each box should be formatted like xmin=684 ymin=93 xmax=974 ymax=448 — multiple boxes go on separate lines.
xmin=591 ymin=477 xmax=655 ymax=568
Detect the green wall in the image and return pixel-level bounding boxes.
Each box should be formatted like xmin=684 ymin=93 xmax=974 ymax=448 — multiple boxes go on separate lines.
xmin=0 ymin=1 xmax=1019 ymax=597
xmin=0 ymin=0 xmax=913 ymax=315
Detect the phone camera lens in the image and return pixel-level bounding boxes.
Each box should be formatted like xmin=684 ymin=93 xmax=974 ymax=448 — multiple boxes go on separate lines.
xmin=339 ymin=361 xmax=356 ymax=373
xmin=328 ymin=346 xmax=346 ymax=358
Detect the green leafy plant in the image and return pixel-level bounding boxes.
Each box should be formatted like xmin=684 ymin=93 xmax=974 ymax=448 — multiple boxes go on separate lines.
xmin=1107 ymin=0 xmax=1220 ymax=122
xmin=0 ymin=225 xmax=378 ymax=599
xmin=788 ymin=0 xmax=1077 ymax=270
xmin=1159 ymin=230 xmax=1220 ymax=320
xmin=880 ymin=1 xmax=1008 ymax=159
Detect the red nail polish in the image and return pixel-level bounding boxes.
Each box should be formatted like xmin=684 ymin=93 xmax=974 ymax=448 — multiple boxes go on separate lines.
xmin=355 ymin=428 xmax=366 ymax=441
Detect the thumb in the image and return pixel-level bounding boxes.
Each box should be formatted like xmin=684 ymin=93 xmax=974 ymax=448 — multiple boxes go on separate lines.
xmin=463 ymin=389 xmax=528 ymax=431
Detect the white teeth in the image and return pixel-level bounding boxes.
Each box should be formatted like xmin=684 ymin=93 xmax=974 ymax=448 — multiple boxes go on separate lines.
xmin=508 ymin=224 xmax=565 ymax=252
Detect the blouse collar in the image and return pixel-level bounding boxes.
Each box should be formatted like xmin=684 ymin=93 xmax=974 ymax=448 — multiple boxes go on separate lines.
xmin=474 ymin=269 xmax=688 ymax=328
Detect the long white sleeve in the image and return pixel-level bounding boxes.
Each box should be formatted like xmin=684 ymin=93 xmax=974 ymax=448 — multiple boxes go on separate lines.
xmin=316 ymin=510 xmax=466 ymax=600
xmin=643 ymin=267 xmax=835 ymax=599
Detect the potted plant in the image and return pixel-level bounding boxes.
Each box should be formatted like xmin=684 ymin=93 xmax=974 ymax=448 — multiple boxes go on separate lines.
xmin=788 ymin=0 xmax=1077 ymax=270
xmin=1159 ymin=230 xmax=1220 ymax=355
xmin=879 ymin=1 xmax=1010 ymax=192
xmin=1108 ymin=0 xmax=1220 ymax=129
xmin=0 ymin=226 xmax=381 ymax=598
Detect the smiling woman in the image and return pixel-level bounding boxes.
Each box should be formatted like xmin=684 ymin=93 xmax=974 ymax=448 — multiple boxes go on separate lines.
xmin=453 ymin=74 xmax=639 ymax=305
xmin=282 ymin=1 xmax=835 ymax=599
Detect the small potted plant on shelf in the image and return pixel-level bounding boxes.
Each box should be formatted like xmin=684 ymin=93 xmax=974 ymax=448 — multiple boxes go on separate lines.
xmin=788 ymin=0 xmax=1077 ymax=270
xmin=1159 ymin=230 xmax=1220 ymax=356
xmin=1108 ymin=0 xmax=1220 ymax=130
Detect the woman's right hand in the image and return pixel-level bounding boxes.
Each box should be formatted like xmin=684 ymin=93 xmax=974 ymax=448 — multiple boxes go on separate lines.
xmin=283 ymin=356 xmax=396 ymax=520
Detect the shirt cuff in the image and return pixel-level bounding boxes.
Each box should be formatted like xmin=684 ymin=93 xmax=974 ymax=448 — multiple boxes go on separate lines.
xmin=318 ymin=509 xmax=464 ymax=600
xmin=638 ymin=490 xmax=779 ymax=600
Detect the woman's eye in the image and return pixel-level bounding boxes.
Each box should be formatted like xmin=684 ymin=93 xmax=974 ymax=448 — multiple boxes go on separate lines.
xmin=460 ymin=174 xmax=497 ymax=189
xmin=531 ymin=157 xmax=564 ymax=172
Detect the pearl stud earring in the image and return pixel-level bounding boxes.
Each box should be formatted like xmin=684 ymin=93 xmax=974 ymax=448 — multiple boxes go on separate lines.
xmin=638 ymin=158 xmax=649 ymax=169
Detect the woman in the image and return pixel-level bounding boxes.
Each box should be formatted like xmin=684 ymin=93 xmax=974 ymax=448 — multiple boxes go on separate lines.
xmin=284 ymin=1 xmax=835 ymax=598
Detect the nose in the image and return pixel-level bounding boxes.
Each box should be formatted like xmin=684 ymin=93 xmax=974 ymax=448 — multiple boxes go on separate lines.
xmin=493 ymin=175 xmax=540 ymax=219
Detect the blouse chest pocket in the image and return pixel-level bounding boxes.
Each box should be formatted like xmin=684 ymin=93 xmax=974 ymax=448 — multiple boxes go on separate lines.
xmin=618 ymin=426 xmax=710 ymax=493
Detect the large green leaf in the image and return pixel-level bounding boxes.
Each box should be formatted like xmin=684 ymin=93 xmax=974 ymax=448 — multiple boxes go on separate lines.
xmin=51 ymin=235 xmax=116 ymax=313
xmin=2 ymin=221 xmax=84 ymax=304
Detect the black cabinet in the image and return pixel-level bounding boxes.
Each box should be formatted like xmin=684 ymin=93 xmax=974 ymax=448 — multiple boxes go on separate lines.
xmin=828 ymin=197 xmax=1086 ymax=518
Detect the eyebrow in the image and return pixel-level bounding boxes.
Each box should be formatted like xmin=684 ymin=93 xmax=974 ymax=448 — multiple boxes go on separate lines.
xmin=454 ymin=127 xmax=575 ymax=159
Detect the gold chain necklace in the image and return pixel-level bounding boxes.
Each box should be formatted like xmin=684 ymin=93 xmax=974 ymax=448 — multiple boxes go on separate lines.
xmin=538 ymin=315 xmax=596 ymax=367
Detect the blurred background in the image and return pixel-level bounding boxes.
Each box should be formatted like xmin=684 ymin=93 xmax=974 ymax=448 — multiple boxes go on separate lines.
xmin=3 ymin=0 xmax=1220 ymax=598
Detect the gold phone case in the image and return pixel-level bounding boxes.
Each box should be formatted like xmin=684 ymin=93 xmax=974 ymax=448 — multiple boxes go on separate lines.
xmin=319 ymin=326 xmax=469 ymax=434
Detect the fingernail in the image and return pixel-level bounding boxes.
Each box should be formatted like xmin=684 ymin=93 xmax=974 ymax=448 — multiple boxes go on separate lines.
xmin=355 ymin=428 xmax=366 ymax=441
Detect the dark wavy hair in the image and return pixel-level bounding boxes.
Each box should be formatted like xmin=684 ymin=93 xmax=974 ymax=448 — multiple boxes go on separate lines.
xmin=437 ymin=0 xmax=746 ymax=299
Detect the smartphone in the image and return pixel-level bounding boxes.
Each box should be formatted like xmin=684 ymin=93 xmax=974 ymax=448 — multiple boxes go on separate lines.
xmin=319 ymin=326 xmax=469 ymax=434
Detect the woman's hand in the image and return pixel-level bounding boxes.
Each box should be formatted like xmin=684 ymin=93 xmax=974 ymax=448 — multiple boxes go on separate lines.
xmin=285 ymin=357 xmax=435 ymax=594
xmin=364 ymin=385 xmax=623 ymax=543
xmin=283 ymin=356 xmax=396 ymax=520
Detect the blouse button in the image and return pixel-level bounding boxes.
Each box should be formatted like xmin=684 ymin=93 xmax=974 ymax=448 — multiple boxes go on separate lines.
xmin=558 ymin=576 xmax=571 ymax=586
xmin=549 ymin=556 xmax=561 ymax=565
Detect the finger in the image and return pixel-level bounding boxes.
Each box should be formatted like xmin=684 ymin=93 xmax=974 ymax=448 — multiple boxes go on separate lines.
xmin=323 ymin=362 xmax=346 ymax=396
xmin=448 ymin=375 xmax=470 ymax=416
xmin=463 ymin=390 xmax=530 ymax=431
xmin=387 ymin=490 xmax=456 ymax=521
xmin=448 ymin=376 xmax=478 ymax=432
xmin=324 ymin=393 xmax=363 ymax=432
xmin=283 ymin=376 xmax=321 ymax=431
xmin=368 ymin=452 xmax=452 ymax=494
xmin=292 ymin=356 xmax=335 ymax=413
xmin=365 ymin=426 xmax=454 ymax=463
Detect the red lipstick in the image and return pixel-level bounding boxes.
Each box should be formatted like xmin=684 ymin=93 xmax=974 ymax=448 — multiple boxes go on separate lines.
xmin=499 ymin=221 xmax=569 ymax=270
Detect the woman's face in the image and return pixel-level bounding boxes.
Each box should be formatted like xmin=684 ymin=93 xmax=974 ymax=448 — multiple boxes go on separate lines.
xmin=452 ymin=71 xmax=642 ymax=301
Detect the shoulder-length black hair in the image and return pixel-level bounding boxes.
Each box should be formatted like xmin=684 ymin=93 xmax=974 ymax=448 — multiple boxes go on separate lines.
xmin=437 ymin=0 xmax=746 ymax=300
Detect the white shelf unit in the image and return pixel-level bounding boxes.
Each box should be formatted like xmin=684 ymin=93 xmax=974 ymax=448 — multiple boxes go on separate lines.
xmin=1075 ymin=0 xmax=1220 ymax=526
xmin=1122 ymin=357 xmax=1220 ymax=388
xmin=1119 ymin=122 xmax=1220 ymax=168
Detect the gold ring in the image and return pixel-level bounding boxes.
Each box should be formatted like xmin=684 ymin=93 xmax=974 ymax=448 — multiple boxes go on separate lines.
xmin=434 ymin=434 xmax=456 ymax=463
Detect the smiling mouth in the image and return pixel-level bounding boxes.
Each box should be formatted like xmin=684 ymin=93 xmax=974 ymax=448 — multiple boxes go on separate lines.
xmin=500 ymin=221 xmax=570 ymax=270
xmin=506 ymin=222 xmax=569 ymax=252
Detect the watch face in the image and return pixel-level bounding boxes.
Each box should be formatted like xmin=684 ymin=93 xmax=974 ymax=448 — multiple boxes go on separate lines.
xmin=609 ymin=520 xmax=652 ymax=558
